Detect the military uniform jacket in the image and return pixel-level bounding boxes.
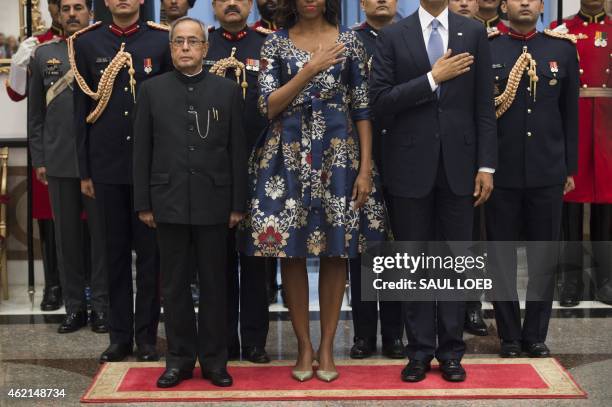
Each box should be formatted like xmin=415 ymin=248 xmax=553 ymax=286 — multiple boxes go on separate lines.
xmin=133 ymin=70 xmax=248 ymax=225
xmin=205 ymin=26 xmax=268 ymax=149
xmin=73 ymin=22 xmax=173 ymax=184
xmin=28 ymin=38 xmax=79 ymax=178
xmin=491 ymin=30 xmax=579 ymax=188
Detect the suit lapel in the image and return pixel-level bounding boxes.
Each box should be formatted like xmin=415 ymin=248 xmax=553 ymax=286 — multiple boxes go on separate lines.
xmin=440 ymin=12 xmax=466 ymax=101
xmin=401 ymin=11 xmax=431 ymax=75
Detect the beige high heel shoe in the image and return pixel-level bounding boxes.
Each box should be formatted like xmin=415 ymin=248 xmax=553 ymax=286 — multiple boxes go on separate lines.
xmin=291 ymin=368 xmax=314 ymax=382
xmin=315 ymin=369 xmax=339 ymax=382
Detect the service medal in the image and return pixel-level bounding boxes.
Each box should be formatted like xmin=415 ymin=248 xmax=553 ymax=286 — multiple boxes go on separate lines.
xmin=144 ymin=58 xmax=152 ymax=74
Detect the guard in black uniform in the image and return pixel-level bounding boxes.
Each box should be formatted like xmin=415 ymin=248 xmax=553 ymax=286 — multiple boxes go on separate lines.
xmin=486 ymin=0 xmax=579 ymax=359
xmin=70 ymin=0 xmax=173 ymax=363
xmin=349 ymin=0 xmax=404 ymax=360
xmin=206 ymin=0 xmax=271 ymax=364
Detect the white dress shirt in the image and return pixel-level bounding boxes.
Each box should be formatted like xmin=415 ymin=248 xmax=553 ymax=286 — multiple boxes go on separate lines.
xmin=419 ymin=6 xmax=449 ymax=92
xmin=418 ymin=6 xmax=494 ymax=174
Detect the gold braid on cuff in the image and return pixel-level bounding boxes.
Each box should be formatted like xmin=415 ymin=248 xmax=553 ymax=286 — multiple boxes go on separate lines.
xmin=494 ymin=46 xmax=538 ymax=119
xmin=68 ymin=22 xmax=137 ymax=123
xmin=209 ymin=47 xmax=248 ymax=99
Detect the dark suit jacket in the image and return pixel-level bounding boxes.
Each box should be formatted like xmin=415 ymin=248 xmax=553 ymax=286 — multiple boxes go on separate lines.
xmin=370 ymin=10 xmax=497 ymax=198
xmin=133 ymin=70 xmax=248 ymax=226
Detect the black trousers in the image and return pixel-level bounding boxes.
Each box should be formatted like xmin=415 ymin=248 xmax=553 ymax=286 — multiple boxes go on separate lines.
xmin=466 ymin=205 xmax=487 ymax=313
xmin=94 ymin=183 xmax=159 ymax=346
xmin=349 ymin=255 xmax=403 ymax=341
xmin=158 ymin=223 xmax=228 ymax=371
xmin=560 ymin=203 xmax=612 ymax=293
xmin=38 ymin=219 xmax=59 ymax=288
xmin=388 ymin=161 xmax=472 ymax=362
xmin=485 ymin=185 xmax=563 ymax=343
xmin=47 ymin=176 xmax=107 ymax=313
xmin=226 ymin=229 xmax=270 ymax=351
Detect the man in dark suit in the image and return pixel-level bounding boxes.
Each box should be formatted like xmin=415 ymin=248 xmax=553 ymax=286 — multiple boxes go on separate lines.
xmin=486 ymin=0 xmax=578 ymax=358
xmin=370 ymin=0 xmax=497 ymax=382
xmin=71 ymin=0 xmax=173 ymax=363
xmin=133 ymin=16 xmax=247 ymax=388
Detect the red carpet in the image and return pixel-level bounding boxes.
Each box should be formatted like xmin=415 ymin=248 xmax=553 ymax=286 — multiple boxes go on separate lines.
xmin=81 ymin=358 xmax=586 ymax=403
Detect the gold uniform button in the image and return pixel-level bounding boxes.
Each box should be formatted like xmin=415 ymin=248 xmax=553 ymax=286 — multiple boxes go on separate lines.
xmin=124 ymin=111 xmax=129 ymax=116
xmin=579 ymin=69 xmax=584 ymax=74
xmin=99 ymin=70 xmax=104 ymax=74
xmin=495 ymin=76 xmax=499 ymax=81
xmin=606 ymin=68 xmax=610 ymax=73
xmin=126 ymin=136 xmax=131 ymax=141
xmin=124 ymin=87 xmax=128 ymax=92
xmin=583 ymin=21 xmax=588 ymax=26
xmin=527 ymin=109 xmax=532 ymax=114
xmin=527 ymin=132 xmax=532 ymax=137
xmin=583 ymin=84 xmax=588 ymax=88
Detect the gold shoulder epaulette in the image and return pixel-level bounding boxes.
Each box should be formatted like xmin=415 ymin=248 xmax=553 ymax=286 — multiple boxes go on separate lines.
xmin=147 ymin=21 xmax=170 ymax=32
xmin=488 ymin=30 xmax=502 ymax=39
xmin=543 ymin=28 xmax=587 ymax=44
xmin=255 ymin=26 xmax=274 ymax=36
xmin=69 ymin=21 xmax=102 ymax=41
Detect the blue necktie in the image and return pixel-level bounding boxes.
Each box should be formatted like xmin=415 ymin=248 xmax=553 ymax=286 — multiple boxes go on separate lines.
xmin=427 ymin=19 xmax=444 ymax=96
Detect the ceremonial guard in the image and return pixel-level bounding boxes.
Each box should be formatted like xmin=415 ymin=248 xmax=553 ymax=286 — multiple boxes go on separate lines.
xmin=252 ymin=0 xmax=279 ymax=31
xmin=160 ymin=0 xmax=196 ymax=26
xmin=7 ymin=0 xmax=63 ymax=311
xmin=551 ymin=0 xmax=612 ymax=306
xmin=348 ymin=0 xmax=404 ymax=360
xmin=28 ymin=0 xmax=108 ymax=334
xmin=207 ymin=0 xmax=271 ymax=363
xmin=486 ymin=0 xmax=579 ymax=358
xmin=70 ymin=0 xmax=172 ymax=363
xmin=450 ymin=0 xmax=491 ymax=338
xmin=474 ymin=0 xmax=509 ymax=34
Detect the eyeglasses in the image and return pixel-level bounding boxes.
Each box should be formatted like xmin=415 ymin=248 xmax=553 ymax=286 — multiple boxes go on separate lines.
xmin=170 ymin=37 xmax=206 ymax=48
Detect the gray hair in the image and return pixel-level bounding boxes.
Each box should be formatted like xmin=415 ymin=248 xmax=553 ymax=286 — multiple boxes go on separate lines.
xmin=169 ymin=16 xmax=208 ymax=42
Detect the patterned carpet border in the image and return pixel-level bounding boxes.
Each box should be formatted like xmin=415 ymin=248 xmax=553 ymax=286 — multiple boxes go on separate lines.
xmin=81 ymin=358 xmax=586 ymax=403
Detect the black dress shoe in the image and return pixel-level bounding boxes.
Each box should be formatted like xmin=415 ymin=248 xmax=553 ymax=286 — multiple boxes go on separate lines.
xmin=499 ymin=340 xmax=522 ymax=358
xmin=464 ymin=308 xmax=488 ymax=336
xmin=560 ymin=286 xmax=581 ymax=307
xmin=401 ymin=359 xmax=430 ymax=382
xmin=382 ymin=338 xmax=405 ymax=359
xmin=440 ymin=359 xmax=466 ymax=382
xmin=100 ymin=343 xmax=133 ymax=363
xmin=40 ymin=285 xmax=62 ymax=311
xmin=57 ymin=311 xmax=87 ymax=333
xmin=156 ymin=368 xmax=193 ymax=388
xmin=202 ymin=369 xmax=233 ymax=387
xmin=596 ymin=283 xmax=612 ymax=306
xmin=522 ymin=342 xmax=550 ymax=358
xmin=90 ymin=311 xmax=109 ymax=333
xmin=244 ymin=347 xmax=270 ymax=364
xmin=136 ymin=344 xmax=160 ymax=362
xmin=350 ymin=337 xmax=376 ymax=359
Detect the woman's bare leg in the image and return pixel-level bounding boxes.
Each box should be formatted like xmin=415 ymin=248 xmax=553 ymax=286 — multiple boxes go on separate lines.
xmin=317 ymin=257 xmax=347 ymax=372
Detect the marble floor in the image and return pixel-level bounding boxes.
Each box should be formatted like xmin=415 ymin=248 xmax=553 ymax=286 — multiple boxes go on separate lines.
xmin=1 ymin=280 xmax=611 ymax=406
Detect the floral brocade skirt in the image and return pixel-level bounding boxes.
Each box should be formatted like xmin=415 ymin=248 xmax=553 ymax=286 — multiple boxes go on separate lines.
xmin=238 ymin=109 xmax=387 ymax=258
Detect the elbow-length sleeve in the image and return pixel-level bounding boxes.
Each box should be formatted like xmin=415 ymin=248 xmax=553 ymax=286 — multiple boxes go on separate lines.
xmin=347 ymin=33 xmax=370 ymax=122
xmin=257 ymin=33 xmax=281 ymax=118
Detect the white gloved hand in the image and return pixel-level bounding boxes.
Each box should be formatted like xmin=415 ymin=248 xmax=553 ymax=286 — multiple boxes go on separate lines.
xmin=12 ymin=36 xmax=39 ymax=68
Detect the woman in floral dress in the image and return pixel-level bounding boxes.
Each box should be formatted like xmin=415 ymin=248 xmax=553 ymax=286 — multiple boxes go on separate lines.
xmin=239 ymin=0 xmax=386 ymax=381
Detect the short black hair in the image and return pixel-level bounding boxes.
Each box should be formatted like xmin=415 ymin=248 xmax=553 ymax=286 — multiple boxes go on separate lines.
xmin=58 ymin=0 xmax=93 ymax=9
xmin=276 ymin=0 xmax=340 ymax=29
xmin=160 ymin=0 xmax=197 ymax=7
